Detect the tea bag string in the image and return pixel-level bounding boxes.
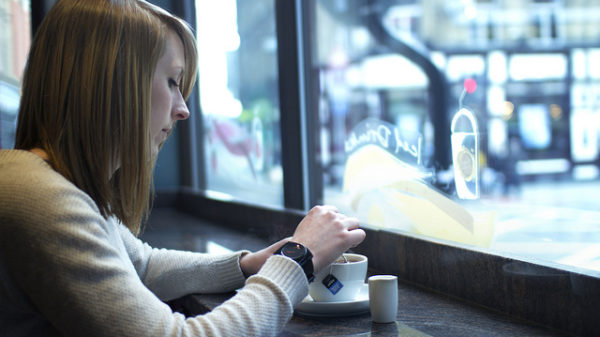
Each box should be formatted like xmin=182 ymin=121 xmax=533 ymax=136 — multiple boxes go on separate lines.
xmin=330 ymin=253 xmax=349 ymax=274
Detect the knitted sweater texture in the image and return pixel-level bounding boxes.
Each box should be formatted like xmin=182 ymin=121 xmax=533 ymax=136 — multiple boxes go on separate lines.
xmin=0 ymin=150 xmax=308 ymax=336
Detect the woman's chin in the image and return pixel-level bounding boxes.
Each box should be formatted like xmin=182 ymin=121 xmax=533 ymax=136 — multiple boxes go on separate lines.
xmin=152 ymin=139 xmax=166 ymax=159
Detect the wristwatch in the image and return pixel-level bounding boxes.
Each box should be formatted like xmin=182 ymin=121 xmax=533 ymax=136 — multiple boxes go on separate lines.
xmin=274 ymin=241 xmax=315 ymax=282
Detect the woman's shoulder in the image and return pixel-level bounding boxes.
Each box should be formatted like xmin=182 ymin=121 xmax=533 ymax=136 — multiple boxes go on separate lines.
xmin=0 ymin=149 xmax=58 ymax=178
xmin=0 ymin=149 xmax=99 ymax=217
xmin=0 ymin=149 xmax=72 ymax=192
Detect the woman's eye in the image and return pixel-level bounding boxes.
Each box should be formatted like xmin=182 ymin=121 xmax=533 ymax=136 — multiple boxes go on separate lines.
xmin=168 ymin=79 xmax=180 ymax=88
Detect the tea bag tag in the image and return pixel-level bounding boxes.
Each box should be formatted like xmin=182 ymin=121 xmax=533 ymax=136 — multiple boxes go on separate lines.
xmin=322 ymin=274 xmax=343 ymax=295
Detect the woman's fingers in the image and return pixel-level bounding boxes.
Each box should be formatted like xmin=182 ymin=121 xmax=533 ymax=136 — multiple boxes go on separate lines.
xmin=346 ymin=228 xmax=366 ymax=247
xmin=342 ymin=216 xmax=361 ymax=230
xmin=289 ymin=205 xmax=366 ymax=273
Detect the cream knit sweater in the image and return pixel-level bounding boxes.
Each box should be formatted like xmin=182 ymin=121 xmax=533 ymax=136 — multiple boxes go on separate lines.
xmin=0 ymin=150 xmax=308 ymax=336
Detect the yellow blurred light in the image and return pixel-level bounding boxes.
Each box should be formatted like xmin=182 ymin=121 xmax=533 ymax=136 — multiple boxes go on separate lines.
xmin=503 ymin=101 xmax=514 ymax=120
xmin=550 ymin=104 xmax=562 ymax=120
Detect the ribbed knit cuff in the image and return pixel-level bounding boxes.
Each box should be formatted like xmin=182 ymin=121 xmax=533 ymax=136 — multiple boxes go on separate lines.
xmin=211 ymin=250 xmax=250 ymax=291
xmin=256 ymin=255 xmax=309 ymax=305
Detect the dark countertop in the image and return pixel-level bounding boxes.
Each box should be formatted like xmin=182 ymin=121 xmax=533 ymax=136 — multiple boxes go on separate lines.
xmin=144 ymin=207 xmax=567 ymax=337
xmin=168 ymin=277 xmax=563 ymax=337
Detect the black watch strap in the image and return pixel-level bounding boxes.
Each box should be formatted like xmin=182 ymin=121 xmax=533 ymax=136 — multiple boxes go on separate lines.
xmin=274 ymin=241 xmax=314 ymax=282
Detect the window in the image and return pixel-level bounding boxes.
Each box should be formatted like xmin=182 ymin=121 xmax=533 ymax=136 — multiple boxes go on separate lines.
xmin=191 ymin=0 xmax=600 ymax=277
xmin=0 ymin=0 xmax=30 ymax=149
xmin=297 ymin=0 xmax=600 ymax=276
xmin=195 ymin=0 xmax=283 ymax=208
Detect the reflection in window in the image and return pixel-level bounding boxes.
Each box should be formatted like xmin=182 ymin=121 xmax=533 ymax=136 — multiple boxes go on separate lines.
xmin=196 ymin=0 xmax=283 ymax=207
xmin=0 ymin=0 xmax=30 ymax=149
xmin=307 ymin=0 xmax=600 ymax=275
xmin=309 ymin=1 xmax=492 ymax=246
xmin=518 ymin=104 xmax=552 ymax=150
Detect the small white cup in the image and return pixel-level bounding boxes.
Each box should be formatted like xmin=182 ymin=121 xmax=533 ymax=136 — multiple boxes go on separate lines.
xmin=368 ymin=275 xmax=398 ymax=323
xmin=309 ymin=253 xmax=368 ymax=302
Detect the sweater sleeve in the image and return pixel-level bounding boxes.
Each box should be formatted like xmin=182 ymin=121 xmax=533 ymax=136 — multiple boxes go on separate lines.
xmin=0 ymin=151 xmax=309 ymax=337
xmin=117 ymin=223 xmax=248 ymax=300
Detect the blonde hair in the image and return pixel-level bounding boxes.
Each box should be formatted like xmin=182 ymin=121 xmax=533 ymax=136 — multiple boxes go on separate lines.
xmin=15 ymin=0 xmax=197 ymax=234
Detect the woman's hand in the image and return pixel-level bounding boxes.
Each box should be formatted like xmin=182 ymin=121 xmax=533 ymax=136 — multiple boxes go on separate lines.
xmin=239 ymin=237 xmax=291 ymax=277
xmin=239 ymin=205 xmax=365 ymax=277
xmin=290 ymin=205 xmax=365 ymax=274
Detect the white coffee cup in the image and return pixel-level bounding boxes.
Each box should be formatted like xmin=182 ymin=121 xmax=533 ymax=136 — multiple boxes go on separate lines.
xmin=368 ymin=275 xmax=398 ymax=323
xmin=309 ymin=253 xmax=368 ymax=302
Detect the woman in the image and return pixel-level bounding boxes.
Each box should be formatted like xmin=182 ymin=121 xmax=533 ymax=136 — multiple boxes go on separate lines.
xmin=0 ymin=0 xmax=365 ymax=336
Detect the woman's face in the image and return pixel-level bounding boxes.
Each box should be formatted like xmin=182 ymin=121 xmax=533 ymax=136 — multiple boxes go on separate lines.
xmin=150 ymin=29 xmax=189 ymax=158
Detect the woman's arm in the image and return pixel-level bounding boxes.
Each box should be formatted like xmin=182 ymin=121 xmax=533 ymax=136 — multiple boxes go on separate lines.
xmin=0 ymin=159 xmax=302 ymax=337
xmin=118 ymin=223 xmax=248 ymax=299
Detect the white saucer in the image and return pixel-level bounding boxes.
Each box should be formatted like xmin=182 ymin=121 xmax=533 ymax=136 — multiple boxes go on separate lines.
xmin=294 ymin=283 xmax=369 ymax=317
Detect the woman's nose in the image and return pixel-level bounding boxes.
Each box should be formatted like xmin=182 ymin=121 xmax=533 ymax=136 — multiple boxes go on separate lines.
xmin=172 ymin=90 xmax=190 ymax=120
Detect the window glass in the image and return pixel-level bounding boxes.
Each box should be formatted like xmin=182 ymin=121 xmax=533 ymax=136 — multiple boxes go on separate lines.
xmin=308 ymin=0 xmax=600 ymax=275
xmin=0 ymin=0 xmax=30 ymax=149
xmin=196 ymin=0 xmax=283 ymax=207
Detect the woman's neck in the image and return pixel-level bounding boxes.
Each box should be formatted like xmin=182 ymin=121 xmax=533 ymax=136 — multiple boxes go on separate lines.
xmin=29 ymin=148 xmax=49 ymax=161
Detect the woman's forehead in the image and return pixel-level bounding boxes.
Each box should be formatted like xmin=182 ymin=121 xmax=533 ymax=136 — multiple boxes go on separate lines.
xmin=159 ymin=30 xmax=185 ymax=69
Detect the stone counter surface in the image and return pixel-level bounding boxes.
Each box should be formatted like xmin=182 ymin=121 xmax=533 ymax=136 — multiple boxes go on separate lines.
xmin=167 ymin=274 xmax=563 ymax=337
xmin=145 ymin=207 xmax=567 ymax=336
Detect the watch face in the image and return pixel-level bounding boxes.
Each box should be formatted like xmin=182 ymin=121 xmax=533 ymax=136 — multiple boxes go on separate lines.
xmin=281 ymin=242 xmax=305 ymax=259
